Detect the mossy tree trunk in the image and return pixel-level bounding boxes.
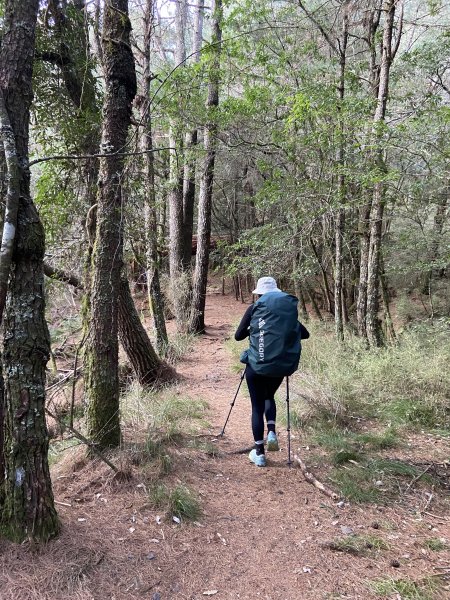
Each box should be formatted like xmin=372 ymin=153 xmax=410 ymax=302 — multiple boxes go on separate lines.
xmin=84 ymin=0 xmax=136 ymax=450
xmin=0 ymin=0 xmax=59 ymax=542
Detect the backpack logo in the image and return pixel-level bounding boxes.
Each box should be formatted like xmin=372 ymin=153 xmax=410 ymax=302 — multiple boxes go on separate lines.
xmin=258 ymin=318 xmax=265 ymax=361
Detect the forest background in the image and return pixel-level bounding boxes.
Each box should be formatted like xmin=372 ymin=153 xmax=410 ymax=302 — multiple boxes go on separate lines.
xmin=0 ymin=0 xmax=448 ymax=586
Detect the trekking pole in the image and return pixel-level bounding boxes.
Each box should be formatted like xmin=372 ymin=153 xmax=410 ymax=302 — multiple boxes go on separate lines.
xmin=286 ymin=376 xmax=292 ymax=467
xmin=219 ymin=367 xmax=247 ymax=437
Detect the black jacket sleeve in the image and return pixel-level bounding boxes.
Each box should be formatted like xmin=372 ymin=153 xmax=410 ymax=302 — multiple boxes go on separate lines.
xmin=299 ymin=322 xmax=310 ymax=340
xmin=234 ymin=304 xmax=253 ymax=341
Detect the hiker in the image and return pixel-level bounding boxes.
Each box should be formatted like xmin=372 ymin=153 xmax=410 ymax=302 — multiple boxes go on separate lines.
xmin=235 ymin=276 xmax=310 ymax=467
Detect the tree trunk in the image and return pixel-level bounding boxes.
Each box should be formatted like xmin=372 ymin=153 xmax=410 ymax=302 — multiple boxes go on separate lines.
xmin=0 ymin=0 xmax=59 ymax=542
xmin=84 ymin=0 xmax=136 ymax=450
xmin=305 ymin=282 xmax=323 ymax=321
xmin=334 ymin=5 xmax=349 ymax=342
xmin=142 ymin=0 xmax=169 ymax=354
xmin=334 ymin=209 xmax=345 ymax=339
xmin=356 ymin=204 xmax=371 ymax=339
xmin=294 ymin=278 xmax=309 ymax=322
xmin=181 ymin=0 xmax=204 ymax=269
xmin=310 ymin=236 xmax=333 ymax=314
xmin=168 ymin=0 xmax=189 ymax=328
xmin=182 ymin=128 xmax=197 ymax=269
xmin=423 ymin=188 xmax=448 ymax=292
xmin=46 ymin=2 xmax=166 ymax=374
xmin=380 ymin=256 xmax=396 ymax=342
xmin=189 ymin=0 xmax=223 ymax=334
xmin=43 ymin=263 xmax=174 ymax=386
xmin=366 ymin=0 xmax=397 ymax=347
xmin=118 ymin=278 xmax=174 ymax=385
xmin=356 ymin=4 xmax=382 ymax=342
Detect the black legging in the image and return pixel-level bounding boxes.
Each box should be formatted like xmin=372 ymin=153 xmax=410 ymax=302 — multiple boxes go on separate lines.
xmin=245 ymin=364 xmax=284 ymax=443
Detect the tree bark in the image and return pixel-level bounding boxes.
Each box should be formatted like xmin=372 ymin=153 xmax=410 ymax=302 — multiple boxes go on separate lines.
xmin=0 ymin=0 xmax=59 ymax=542
xmin=356 ymin=204 xmax=371 ymax=339
xmin=310 ymin=236 xmax=333 ymax=314
xmin=43 ymin=263 xmax=174 ymax=385
xmin=366 ymin=0 xmax=398 ymax=347
xmin=356 ymin=4 xmax=382 ymax=341
xmin=305 ymin=282 xmax=323 ymax=321
xmin=334 ymin=5 xmax=349 ymax=342
xmin=118 ymin=278 xmax=174 ymax=385
xmin=84 ymin=0 xmax=136 ymax=450
xmin=189 ymin=0 xmax=222 ymax=334
xmin=423 ymin=188 xmax=448 ymax=292
xmin=45 ymin=2 xmax=166 ymax=374
xmin=182 ymin=0 xmax=204 ymax=269
xmin=141 ymin=0 xmax=169 ymax=354
xmin=380 ymin=256 xmax=396 ymax=342
xmin=0 ymin=92 xmax=20 ymax=323
xmin=168 ymin=0 xmax=189 ymax=328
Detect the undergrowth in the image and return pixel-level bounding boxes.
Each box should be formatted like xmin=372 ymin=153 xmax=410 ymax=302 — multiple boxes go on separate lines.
xmin=327 ymin=534 xmax=389 ymax=556
xmin=122 ymin=382 xmax=208 ymax=437
xmin=149 ymin=483 xmax=201 ymax=522
xmin=297 ymin=319 xmax=450 ymax=429
xmin=119 ymin=383 xmax=209 ymax=478
xmin=369 ymin=575 xmax=444 ymax=600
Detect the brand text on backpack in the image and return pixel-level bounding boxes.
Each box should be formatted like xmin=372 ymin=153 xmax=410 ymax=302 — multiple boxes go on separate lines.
xmin=258 ymin=318 xmax=265 ymax=361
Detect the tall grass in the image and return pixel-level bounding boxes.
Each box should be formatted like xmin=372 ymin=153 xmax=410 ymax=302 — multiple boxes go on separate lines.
xmin=295 ymin=319 xmax=450 ymax=429
xmin=229 ymin=317 xmax=450 ymax=429
xmin=121 ymin=381 xmax=208 ymax=436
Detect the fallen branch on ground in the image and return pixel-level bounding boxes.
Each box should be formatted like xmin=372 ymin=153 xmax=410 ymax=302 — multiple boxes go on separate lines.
xmin=404 ymin=464 xmax=433 ymax=493
xmin=294 ymin=454 xmax=340 ymax=501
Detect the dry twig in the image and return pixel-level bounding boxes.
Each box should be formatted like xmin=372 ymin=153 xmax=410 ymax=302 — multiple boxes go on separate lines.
xmin=294 ymin=454 xmax=340 ymax=501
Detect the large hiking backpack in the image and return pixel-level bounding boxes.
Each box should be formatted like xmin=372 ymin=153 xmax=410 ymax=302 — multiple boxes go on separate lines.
xmin=241 ymin=291 xmax=301 ymax=377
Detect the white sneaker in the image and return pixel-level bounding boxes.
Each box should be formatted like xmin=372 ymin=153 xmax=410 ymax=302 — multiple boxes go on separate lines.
xmin=249 ymin=449 xmax=267 ymax=467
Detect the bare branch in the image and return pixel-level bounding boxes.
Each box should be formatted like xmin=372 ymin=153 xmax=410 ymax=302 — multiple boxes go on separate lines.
xmin=297 ymin=0 xmax=338 ymax=54
xmin=29 ymin=146 xmax=175 ymax=166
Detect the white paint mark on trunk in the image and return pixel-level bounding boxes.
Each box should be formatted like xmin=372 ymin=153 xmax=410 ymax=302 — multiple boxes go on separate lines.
xmin=15 ymin=466 xmax=25 ymax=487
xmin=1 ymin=222 xmax=16 ymax=248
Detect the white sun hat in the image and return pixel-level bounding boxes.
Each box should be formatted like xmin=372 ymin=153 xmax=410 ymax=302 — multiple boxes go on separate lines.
xmin=252 ymin=276 xmax=281 ymax=295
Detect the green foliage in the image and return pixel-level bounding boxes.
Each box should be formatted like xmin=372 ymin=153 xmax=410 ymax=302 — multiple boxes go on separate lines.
xmin=329 ymin=458 xmax=426 ymax=504
xmin=48 ymin=438 xmax=81 ymax=466
xmin=35 ymin=162 xmax=79 ymax=243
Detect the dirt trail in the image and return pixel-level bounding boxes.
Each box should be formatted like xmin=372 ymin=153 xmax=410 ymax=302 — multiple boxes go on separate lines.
xmin=0 ymin=289 xmax=449 ymax=600
xmin=145 ymin=291 xmax=449 ymax=600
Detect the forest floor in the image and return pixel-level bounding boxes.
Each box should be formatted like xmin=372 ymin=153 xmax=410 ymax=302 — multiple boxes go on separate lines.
xmin=0 ymin=286 xmax=449 ymax=600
